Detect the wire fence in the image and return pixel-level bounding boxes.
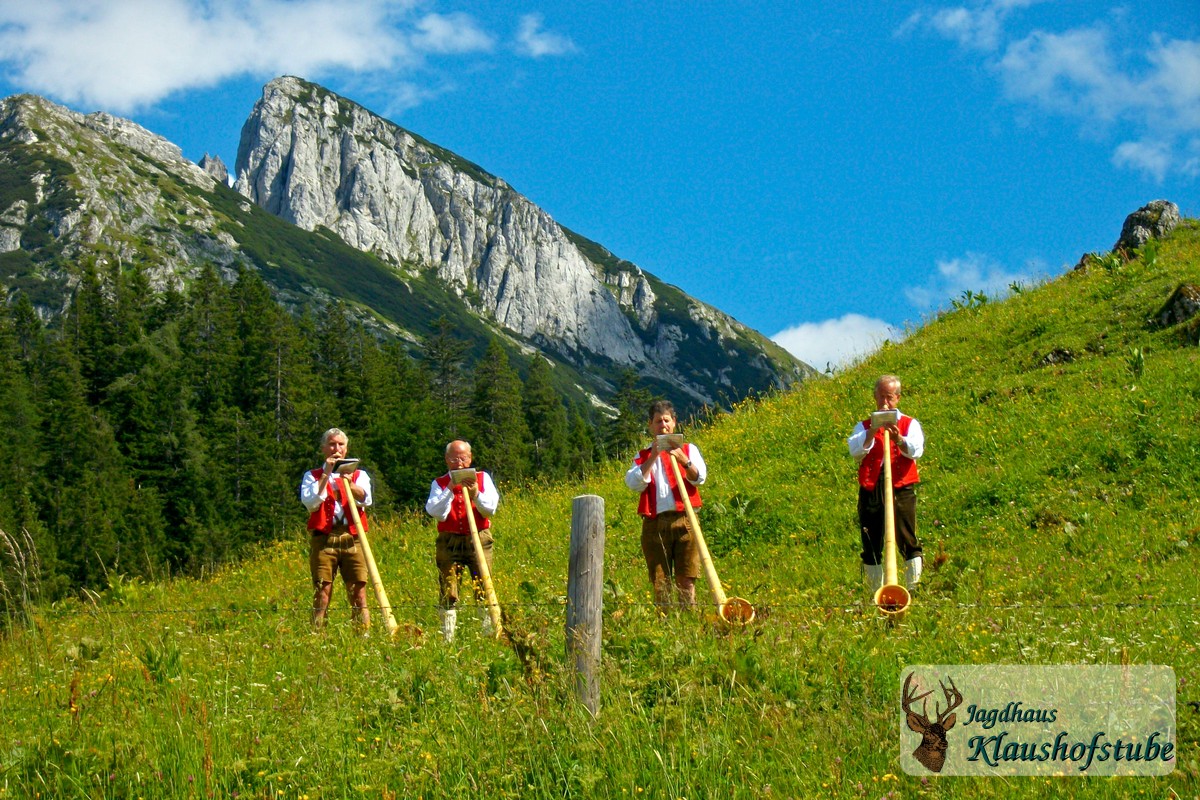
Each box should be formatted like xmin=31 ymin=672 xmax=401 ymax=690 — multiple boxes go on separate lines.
xmin=12 ymin=596 xmax=1200 ymax=620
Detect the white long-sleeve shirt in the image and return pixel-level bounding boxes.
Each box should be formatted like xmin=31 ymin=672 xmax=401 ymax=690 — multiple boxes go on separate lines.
xmin=300 ymin=468 xmax=373 ymax=526
xmin=425 ymin=471 xmax=500 ymax=521
xmin=847 ymin=414 xmax=925 ymax=462
xmin=624 ymin=443 xmax=707 ymax=515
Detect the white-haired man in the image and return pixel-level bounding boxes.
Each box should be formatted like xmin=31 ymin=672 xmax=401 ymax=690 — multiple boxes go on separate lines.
xmin=425 ymin=440 xmax=500 ymax=642
xmin=300 ymin=427 xmax=373 ymax=630
xmin=847 ymin=375 xmax=925 ymax=592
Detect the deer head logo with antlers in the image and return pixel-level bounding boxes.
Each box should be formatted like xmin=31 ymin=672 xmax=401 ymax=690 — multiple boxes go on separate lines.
xmin=903 ymin=673 xmax=964 ymax=773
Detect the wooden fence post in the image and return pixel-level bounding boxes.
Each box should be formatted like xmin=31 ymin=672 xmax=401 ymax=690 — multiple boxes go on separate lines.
xmin=566 ymin=494 xmax=605 ymax=716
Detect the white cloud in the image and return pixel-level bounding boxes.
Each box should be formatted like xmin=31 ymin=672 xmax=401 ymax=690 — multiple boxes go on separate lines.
xmin=899 ymin=0 xmax=1041 ymax=52
xmin=904 ymin=251 xmax=1040 ymax=310
xmin=929 ymin=6 xmax=1003 ymax=51
xmin=1113 ymin=139 xmax=1171 ymax=182
xmin=514 ymin=13 xmax=577 ymax=58
xmin=1182 ymin=137 xmax=1200 ymax=178
xmin=906 ymin=2 xmax=1200 ymax=180
xmin=1144 ymin=38 xmax=1200 ymax=130
xmin=997 ymin=28 xmax=1200 ymax=177
xmin=411 ymin=12 xmax=494 ymax=55
xmin=982 ymin=23 xmax=1200 ymax=131
xmin=999 ymin=27 xmax=1139 ymax=121
xmin=0 ymin=0 xmax=499 ymax=113
xmin=772 ymin=314 xmax=898 ymax=373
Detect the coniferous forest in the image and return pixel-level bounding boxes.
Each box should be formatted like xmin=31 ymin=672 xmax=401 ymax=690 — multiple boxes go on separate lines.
xmin=0 ymin=261 xmax=659 ymax=599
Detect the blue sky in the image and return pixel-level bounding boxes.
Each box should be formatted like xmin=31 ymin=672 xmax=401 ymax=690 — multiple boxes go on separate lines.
xmin=1 ymin=1 xmax=1196 ymax=371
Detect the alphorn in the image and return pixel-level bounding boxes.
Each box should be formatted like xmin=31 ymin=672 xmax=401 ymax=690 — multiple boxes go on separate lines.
xmin=458 ymin=476 xmax=504 ymax=639
xmin=339 ymin=475 xmax=400 ymax=636
xmin=873 ymin=429 xmax=911 ymax=622
xmin=666 ymin=454 xmax=754 ymax=625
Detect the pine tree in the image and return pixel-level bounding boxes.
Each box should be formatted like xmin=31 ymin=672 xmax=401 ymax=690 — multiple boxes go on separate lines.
xmin=360 ymin=341 xmax=447 ymax=506
xmin=68 ymin=260 xmax=119 ymax=404
xmin=292 ymin=310 xmax=330 ymax=434
xmin=10 ymin=292 xmax=42 ymax=370
xmin=146 ymin=282 xmax=187 ymax=335
xmin=470 ymin=339 xmax=531 ymax=483
xmin=113 ymin=259 xmax=155 ymax=336
xmin=0 ymin=293 xmax=56 ymax=597
xmin=178 ymin=265 xmax=237 ymax=416
xmin=0 ymin=293 xmax=40 ymax=471
xmin=523 ymin=355 xmax=569 ymax=479
xmin=606 ymin=369 xmax=653 ymax=458
xmin=567 ymin=405 xmax=599 ymax=478
xmin=37 ymin=336 xmax=165 ymax=587
xmin=228 ymin=269 xmax=313 ymax=534
xmin=103 ymin=326 xmax=214 ymax=569
xmin=421 ymin=316 xmax=471 ymax=437
xmin=314 ymin=301 xmax=370 ymax=432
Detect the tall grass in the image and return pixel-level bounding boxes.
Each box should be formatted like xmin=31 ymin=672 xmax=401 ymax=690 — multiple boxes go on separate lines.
xmin=2 ymin=223 xmax=1198 ymax=798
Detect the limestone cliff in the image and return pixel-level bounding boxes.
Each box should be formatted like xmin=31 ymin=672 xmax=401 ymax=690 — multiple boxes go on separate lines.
xmin=0 ymin=81 xmax=810 ymax=409
xmin=235 ymin=77 xmax=811 ymax=403
xmin=0 ymin=93 xmax=233 ymax=312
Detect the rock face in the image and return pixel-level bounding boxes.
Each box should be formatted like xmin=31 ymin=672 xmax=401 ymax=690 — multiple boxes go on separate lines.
xmin=0 ymin=83 xmax=809 ymax=409
xmin=1154 ymin=283 xmax=1200 ymax=329
xmin=234 ymin=77 xmax=810 ymax=401
xmin=1115 ymin=200 xmax=1180 ymax=252
xmin=0 ymin=93 xmax=227 ymax=307
xmin=199 ymin=153 xmax=229 ymax=184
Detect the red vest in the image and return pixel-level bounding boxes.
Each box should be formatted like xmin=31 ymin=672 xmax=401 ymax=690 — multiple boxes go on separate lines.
xmin=857 ymin=415 xmax=919 ymax=491
xmin=435 ymin=473 xmax=492 ymax=535
xmin=635 ymin=446 xmax=702 ymax=517
xmin=306 ymin=468 xmax=368 ymax=535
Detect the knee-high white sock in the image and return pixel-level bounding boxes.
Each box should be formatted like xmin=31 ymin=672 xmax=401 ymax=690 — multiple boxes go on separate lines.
xmin=905 ymin=556 xmax=923 ymax=590
xmin=864 ymin=563 xmax=884 ymax=591
xmin=477 ymin=606 xmax=495 ymax=637
xmin=440 ymin=608 xmax=457 ymax=643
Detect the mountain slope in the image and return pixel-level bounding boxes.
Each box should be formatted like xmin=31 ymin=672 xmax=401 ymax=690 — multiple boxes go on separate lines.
xmin=234 ymin=76 xmax=811 ymax=404
xmin=0 ymin=91 xmax=507 ymax=361
xmin=2 ymin=213 xmax=1196 ymax=797
xmin=0 ymin=84 xmax=810 ymax=411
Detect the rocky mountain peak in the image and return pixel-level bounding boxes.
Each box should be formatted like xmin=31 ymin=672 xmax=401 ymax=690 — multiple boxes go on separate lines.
xmin=234 ymin=76 xmax=809 ymax=403
xmin=1 ymin=81 xmax=808 ymax=410
xmin=1 ymin=94 xmax=225 ymax=305
xmin=199 ymin=153 xmax=229 ymax=184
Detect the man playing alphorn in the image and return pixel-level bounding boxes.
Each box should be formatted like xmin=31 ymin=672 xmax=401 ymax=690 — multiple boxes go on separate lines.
xmin=624 ymin=399 xmax=708 ymax=613
xmin=300 ymin=427 xmax=373 ymax=631
xmin=848 ymin=375 xmax=925 ymax=593
xmin=425 ymin=440 xmax=500 ymax=642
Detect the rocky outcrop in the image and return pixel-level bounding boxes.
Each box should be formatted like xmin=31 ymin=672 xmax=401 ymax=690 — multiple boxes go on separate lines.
xmin=1154 ymin=283 xmax=1200 ymax=329
xmin=234 ymin=77 xmax=809 ymax=400
xmin=199 ymin=153 xmax=229 ymax=184
xmin=0 ymin=94 xmax=227 ymax=300
xmin=1114 ymin=200 xmax=1180 ymax=252
xmin=0 ymin=198 xmax=25 ymax=252
xmin=1076 ymin=199 xmax=1182 ymax=271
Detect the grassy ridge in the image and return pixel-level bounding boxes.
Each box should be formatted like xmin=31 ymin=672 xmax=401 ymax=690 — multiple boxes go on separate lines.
xmin=2 ymin=223 xmax=1198 ymax=798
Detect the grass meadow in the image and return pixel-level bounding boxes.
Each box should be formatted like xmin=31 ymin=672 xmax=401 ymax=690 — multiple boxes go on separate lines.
xmin=2 ymin=222 xmax=1199 ymax=798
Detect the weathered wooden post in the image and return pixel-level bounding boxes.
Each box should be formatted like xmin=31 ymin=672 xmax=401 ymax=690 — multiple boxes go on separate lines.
xmin=566 ymin=494 xmax=605 ymax=716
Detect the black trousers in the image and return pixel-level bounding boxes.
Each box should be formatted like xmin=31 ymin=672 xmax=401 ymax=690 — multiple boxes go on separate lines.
xmin=858 ymin=484 xmax=921 ymax=565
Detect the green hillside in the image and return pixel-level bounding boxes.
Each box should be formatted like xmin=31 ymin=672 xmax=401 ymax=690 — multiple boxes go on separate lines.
xmin=1 ymin=221 xmax=1197 ymax=798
